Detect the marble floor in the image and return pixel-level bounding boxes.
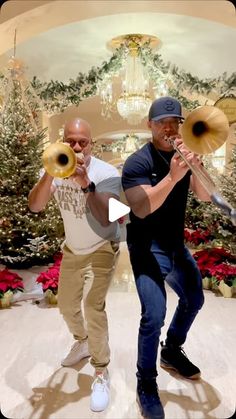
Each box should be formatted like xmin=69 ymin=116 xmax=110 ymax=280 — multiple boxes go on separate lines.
xmin=0 ymin=243 xmax=235 ymax=419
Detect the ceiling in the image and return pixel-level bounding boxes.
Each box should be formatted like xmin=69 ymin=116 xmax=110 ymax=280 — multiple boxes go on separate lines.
xmin=0 ymin=0 xmax=235 ymax=141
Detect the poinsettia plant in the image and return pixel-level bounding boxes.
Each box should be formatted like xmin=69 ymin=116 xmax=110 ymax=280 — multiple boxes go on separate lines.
xmin=36 ymin=253 xmax=62 ymax=295
xmin=193 ymin=247 xmax=236 ymax=286
xmin=0 ymin=268 xmax=24 ymax=298
xmin=209 ymin=263 xmax=236 ymax=287
xmin=184 ymin=228 xmax=212 ymax=246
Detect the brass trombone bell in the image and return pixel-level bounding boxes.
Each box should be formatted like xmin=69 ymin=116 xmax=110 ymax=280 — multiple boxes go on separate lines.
xmin=42 ymin=142 xmax=77 ymax=178
xmin=166 ymin=105 xmax=235 ymax=225
xmin=181 ymin=105 xmax=230 ymax=155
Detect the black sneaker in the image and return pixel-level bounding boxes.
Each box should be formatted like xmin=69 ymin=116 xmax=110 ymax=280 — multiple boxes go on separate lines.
xmin=160 ymin=341 xmax=201 ymax=379
xmin=136 ymin=379 xmax=165 ymax=419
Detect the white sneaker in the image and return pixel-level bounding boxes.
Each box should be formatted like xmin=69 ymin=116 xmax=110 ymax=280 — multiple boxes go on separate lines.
xmin=90 ymin=371 xmax=110 ymax=412
xmin=61 ymin=340 xmax=90 ymax=367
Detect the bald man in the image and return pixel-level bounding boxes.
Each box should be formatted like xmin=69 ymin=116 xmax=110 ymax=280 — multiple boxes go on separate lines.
xmin=29 ymin=118 xmax=121 ymax=412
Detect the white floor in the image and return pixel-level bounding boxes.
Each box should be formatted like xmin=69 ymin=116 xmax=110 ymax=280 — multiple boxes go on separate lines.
xmin=0 ymin=243 xmax=236 ymax=419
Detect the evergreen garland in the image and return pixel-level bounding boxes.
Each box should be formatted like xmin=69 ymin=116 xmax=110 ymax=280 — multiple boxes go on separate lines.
xmin=1 ymin=44 xmax=234 ymax=115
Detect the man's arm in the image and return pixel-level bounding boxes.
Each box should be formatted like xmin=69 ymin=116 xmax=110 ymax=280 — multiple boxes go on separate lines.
xmin=28 ymin=172 xmax=56 ymax=212
xmin=124 ymin=176 xmax=175 ymax=219
xmin=125 ymin=153 xmax=190 ymax=219
xmin=71 ymin=161 xmax=120 ymax=227
xmin=190 ymin=163 xmax=213 ymax=202
xmin=173 ymin=140 xmax=212 ymax=202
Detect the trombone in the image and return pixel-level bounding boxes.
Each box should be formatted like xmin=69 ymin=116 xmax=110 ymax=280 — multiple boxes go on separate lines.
xmin=165 ymin=105 xmax=236 ymax=226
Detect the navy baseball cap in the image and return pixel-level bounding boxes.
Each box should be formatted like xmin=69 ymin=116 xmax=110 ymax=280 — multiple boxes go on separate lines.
xmin=148 ymin=96 xmax=184 ymax=122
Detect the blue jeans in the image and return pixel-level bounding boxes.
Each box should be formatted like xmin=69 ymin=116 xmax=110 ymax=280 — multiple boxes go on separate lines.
xmin=128 ymin=240 xmax=204 ymax=380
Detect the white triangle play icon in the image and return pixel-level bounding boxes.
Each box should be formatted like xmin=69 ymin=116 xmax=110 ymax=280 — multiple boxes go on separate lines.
xmin=108 ymin=197 xmax=130 ymax=222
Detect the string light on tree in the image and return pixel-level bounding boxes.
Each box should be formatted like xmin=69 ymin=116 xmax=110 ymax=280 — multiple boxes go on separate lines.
xmin=0 ymin=30 xmax=64 ymax=268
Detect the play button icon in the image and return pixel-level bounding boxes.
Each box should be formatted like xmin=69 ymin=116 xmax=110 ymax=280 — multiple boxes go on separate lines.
xmin=84 ymin=175 xmax=130 ymax=242
xmin=108 ymin=197 xmax=130 ymax=222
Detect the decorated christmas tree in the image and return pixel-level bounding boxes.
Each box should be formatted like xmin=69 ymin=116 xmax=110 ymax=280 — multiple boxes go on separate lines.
xmin=185 ymin=149 xmax=236 ymax=253
xmin=0 ymin=58 xmax=64 ymax=268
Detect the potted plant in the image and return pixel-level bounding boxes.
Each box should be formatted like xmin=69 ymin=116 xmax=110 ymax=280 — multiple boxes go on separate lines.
xmin=193 ymin=247 xmax=236 ymax=295
xmin=209 ymin=263 xmax=236 ymax=297
xmin=36 ymin=253 xmax=62 ymax=304
xmin=0 ymin=268 xmax=24 ymax=308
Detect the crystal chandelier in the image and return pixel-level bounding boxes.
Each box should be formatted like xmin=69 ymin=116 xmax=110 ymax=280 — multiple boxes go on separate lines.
xmin=100 ymin=34 xmax=161 ymax=125
xmin=116 ymin=50 xmax=151 ymax=125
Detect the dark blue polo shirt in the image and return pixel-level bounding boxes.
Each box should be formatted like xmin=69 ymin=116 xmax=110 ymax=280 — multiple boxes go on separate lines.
xmin=122 ymin=142 xmax=191 ymax=249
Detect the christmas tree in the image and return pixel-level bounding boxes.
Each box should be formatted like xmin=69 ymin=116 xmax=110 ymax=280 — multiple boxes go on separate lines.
xmin=185 ymin=149 xmax=236 ymax=253
xmin=0 ymin=58 xmax=64 ymax=268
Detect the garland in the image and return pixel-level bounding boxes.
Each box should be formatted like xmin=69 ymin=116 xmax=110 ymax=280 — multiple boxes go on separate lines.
xmin=140 ymin=46 xmax=236 ymax=94
xmin=30 ymin=45 xmax=126 ymax=114
xmin=1 ymin=43 xmax=235 ymax=115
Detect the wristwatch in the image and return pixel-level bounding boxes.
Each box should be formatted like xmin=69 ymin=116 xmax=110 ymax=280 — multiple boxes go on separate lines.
xmin=81 ymin=181 xmax=96 ymax=193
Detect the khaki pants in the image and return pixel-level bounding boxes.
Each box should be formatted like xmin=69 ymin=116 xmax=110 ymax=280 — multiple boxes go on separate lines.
xmin=58 ymin=241 xmax=119 ymax=371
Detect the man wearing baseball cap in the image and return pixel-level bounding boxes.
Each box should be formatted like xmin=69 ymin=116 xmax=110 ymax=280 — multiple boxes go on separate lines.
xmin=122 ymin=96 xmax=211 ymax=419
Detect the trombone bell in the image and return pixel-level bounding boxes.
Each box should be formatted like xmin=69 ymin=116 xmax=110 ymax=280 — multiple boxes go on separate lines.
xmin=42 ymin=142 xmax=77 ymax=178
xmin=181 ymin=105 xmax=229 ymax=155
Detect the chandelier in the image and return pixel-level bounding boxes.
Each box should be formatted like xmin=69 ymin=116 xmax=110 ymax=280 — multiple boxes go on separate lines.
xmin=100 ymin=34 xmax=161 ymax=126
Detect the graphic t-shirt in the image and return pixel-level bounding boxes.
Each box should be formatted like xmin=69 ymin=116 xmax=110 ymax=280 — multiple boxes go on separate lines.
xmin=122 ymin=142 xmax=191 ymax=249
xmin=43 ymin=156 xmax=121 ymax=255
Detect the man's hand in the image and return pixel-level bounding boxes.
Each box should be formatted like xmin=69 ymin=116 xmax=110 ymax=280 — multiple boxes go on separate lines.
xmin=174 ymin=139 xmax=211 ymax=202
xmin=169 ymin=138 xmax=190 ymax=183
xmin=70 ymin=155 xmax=90 ymax=189
xmin=169 ymin=138 xmax=202 ymax=183
xmin=175 ymin=139 xmax=202 ymax=165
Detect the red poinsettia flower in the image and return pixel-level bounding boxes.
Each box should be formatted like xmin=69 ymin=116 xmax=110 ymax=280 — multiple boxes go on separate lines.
xmin=0 ymin=269 xmax=24 ymax=298
xmin=184 ymin=228 xmax=212 ymax=246
xmin=209 ymin=263 xmax=236 ymax=286
xmin=0 ymin=282 xmax=10 ymax=293
xmin=193 ymin=248 xmax=236 ymax=285
xmin=53 ymin=252 xmax=63 ymax=265
xmin=36 ymin=258 xmax=61 ymax=295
